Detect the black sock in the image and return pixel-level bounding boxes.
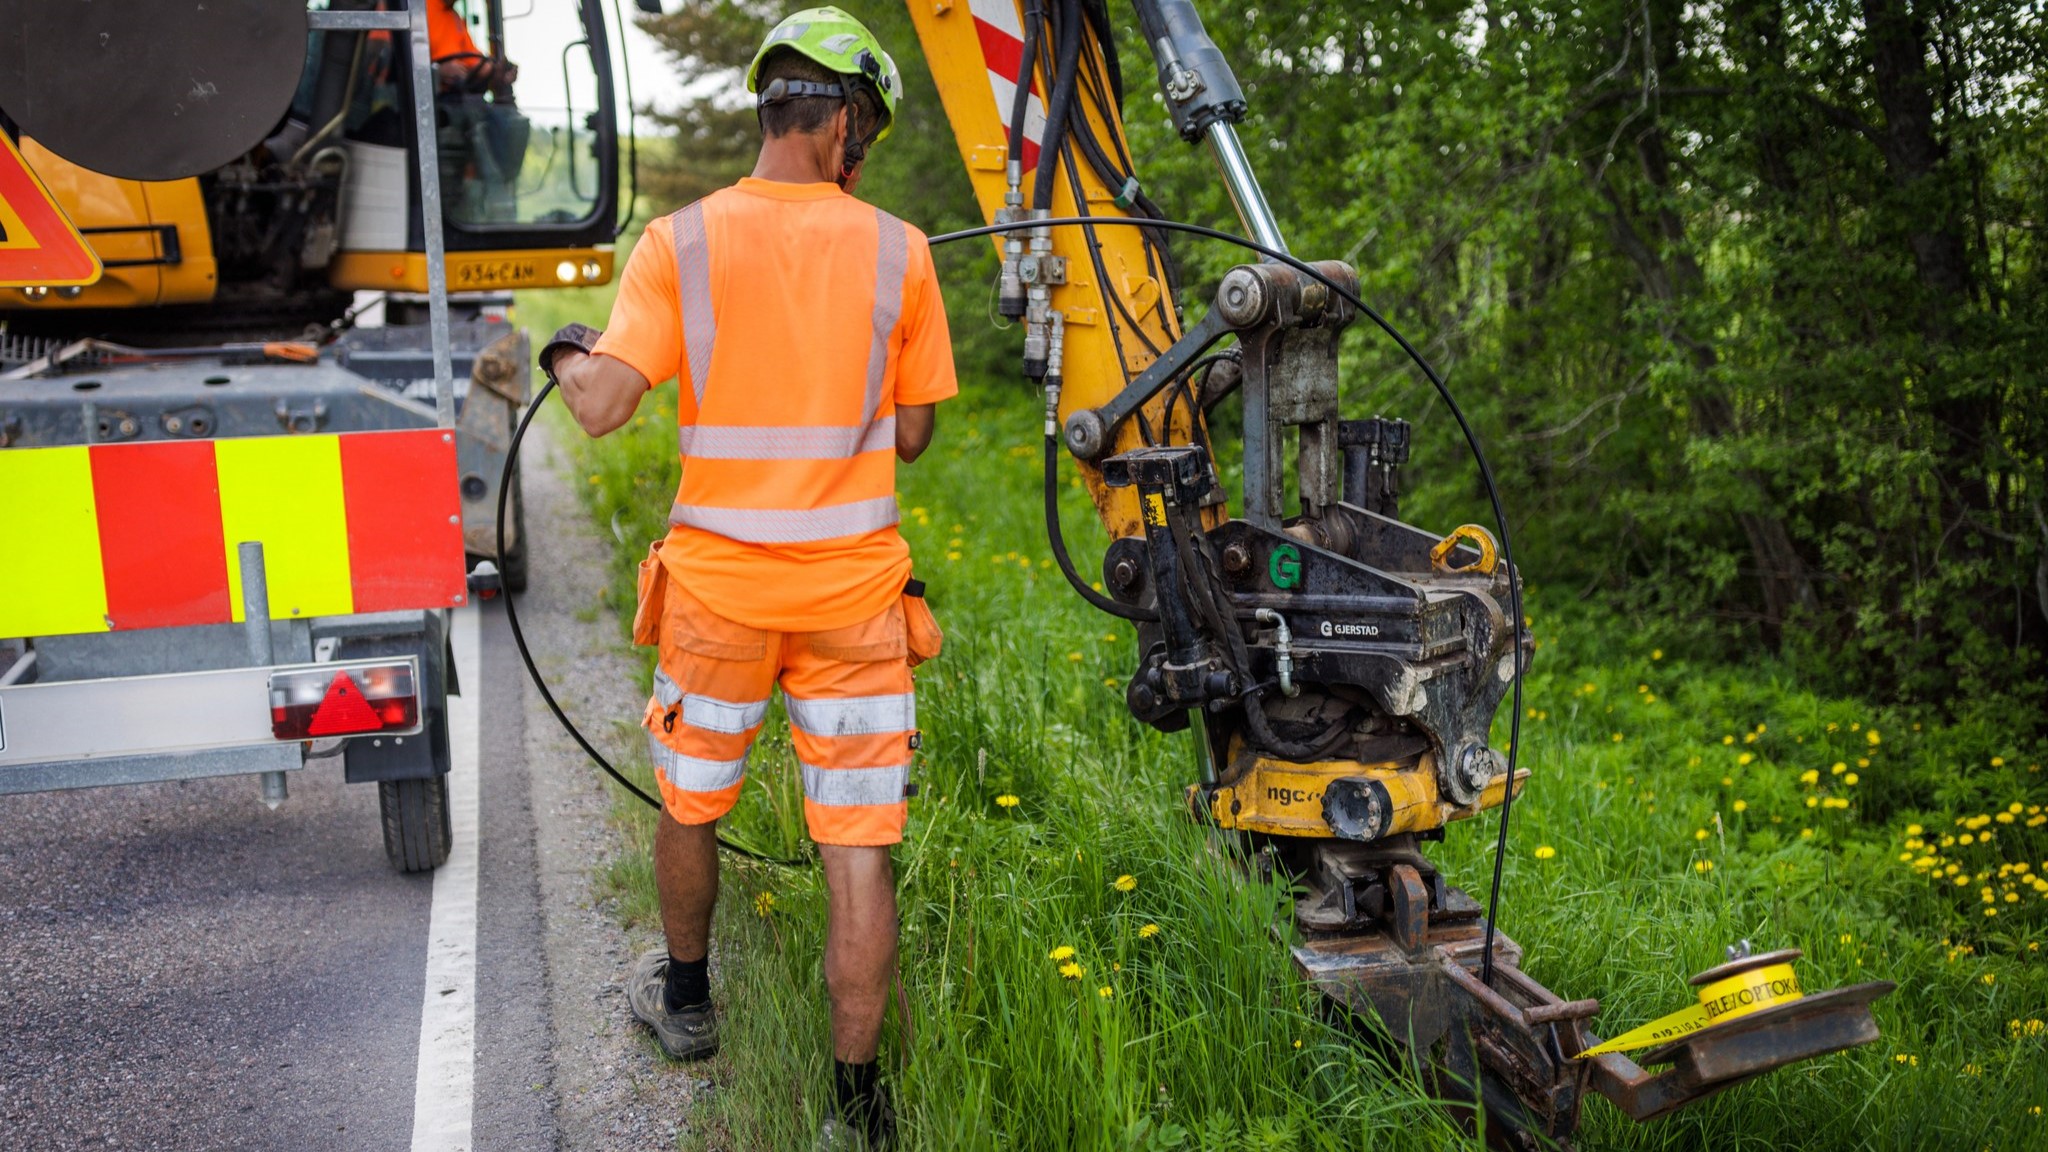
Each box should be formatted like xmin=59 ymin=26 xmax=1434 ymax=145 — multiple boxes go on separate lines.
xmin=663 ymin=954 xmax=709 ymax=1013
xmin=833 ymin=1058 xmax=888 ymax=1140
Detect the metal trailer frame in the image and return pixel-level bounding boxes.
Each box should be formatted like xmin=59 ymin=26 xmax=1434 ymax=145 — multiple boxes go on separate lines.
xmin=0 ymin=3 xmax=475 ymax=846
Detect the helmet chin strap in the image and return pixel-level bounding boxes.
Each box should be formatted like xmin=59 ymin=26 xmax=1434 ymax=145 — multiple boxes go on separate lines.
xmin=835 ymin=88 xmax=888 ymax=189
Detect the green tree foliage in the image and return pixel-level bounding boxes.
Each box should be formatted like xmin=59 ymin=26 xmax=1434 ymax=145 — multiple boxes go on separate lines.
xmin=634 ymin=1 xmax=2047 ymax=714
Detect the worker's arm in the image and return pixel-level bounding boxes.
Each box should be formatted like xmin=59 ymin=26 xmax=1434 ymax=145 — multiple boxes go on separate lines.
xmin=896 ymin=403 xmax=935 ymax=463
xmin=552 ymin=349 xmax=649 ymax=438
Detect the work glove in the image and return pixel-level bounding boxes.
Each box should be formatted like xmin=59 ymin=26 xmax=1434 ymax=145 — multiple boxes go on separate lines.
xmin=538 ymin=323 xmax=604 ymax=386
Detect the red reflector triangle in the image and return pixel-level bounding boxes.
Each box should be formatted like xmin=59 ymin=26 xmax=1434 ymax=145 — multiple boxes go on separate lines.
xmin=308 ymin=672 xmax=382 ymax=736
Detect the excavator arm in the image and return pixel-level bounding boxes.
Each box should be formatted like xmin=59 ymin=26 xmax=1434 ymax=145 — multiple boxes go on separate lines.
xmin=903 ymin=3 xmax=1894 ymax=1146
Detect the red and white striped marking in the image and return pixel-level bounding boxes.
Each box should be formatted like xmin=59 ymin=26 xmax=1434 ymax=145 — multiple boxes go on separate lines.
xmin=970 ymin=0 xmax=1046 ymax=170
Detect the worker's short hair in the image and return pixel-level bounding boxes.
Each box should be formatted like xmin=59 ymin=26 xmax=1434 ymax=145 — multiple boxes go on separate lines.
xmin=756 ymin=47 xmax=884 ymax=140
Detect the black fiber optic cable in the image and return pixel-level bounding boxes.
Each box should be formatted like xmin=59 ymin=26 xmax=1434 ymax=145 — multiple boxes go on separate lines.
xmin=495 ymin=380 xmax=806 ymax=867
xmin=507 ymin=216 xmax=1527 ymax=959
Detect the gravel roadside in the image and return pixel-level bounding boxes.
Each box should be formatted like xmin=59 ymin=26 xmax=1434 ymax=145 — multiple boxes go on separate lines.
xmin=517 ymin=417 xmax=705 ymax=1151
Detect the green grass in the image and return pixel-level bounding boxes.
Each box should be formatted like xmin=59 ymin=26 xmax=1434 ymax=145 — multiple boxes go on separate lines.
xmin=526 ymin=302 xmax=2048 ymax=1148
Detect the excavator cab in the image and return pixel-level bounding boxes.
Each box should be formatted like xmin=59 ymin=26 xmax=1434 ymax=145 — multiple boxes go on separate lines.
xmin=0 ymin=0 xmax=619 ymax=339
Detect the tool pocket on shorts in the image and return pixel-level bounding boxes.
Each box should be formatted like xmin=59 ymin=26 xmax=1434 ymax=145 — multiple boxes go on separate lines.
xmin=632 ymin=541 xmax=667 ymax=648
xmin=808 ymin=601 xmax=909 ymax=663
xmin=668 ymin=586 xmax=770 ymax=662
xmin=904 ymin=592 xmax=943 ymax=669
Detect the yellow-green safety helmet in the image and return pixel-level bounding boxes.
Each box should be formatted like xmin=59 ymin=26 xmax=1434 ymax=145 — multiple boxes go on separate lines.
xmin=746 ymin=6 xmax=901 ymax=141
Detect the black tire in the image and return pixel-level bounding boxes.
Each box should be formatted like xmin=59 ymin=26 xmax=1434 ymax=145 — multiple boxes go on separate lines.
xmin=500 ymin=468 xmax=530 ymax=594
xmin=379 ymin=775 xmax=453 ymax=873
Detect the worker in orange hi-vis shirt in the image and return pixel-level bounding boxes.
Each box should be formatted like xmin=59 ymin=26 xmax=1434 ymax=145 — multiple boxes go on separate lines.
xmin=539 ymin=9 xmax=950 ymax=1148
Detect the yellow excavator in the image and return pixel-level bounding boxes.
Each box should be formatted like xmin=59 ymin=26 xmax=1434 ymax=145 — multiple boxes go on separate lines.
xmin=884 ymin=1 xmax=1895 ymax=1144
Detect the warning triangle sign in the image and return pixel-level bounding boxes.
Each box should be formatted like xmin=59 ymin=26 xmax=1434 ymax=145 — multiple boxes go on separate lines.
xmin=308 ymin=672 xmax=382 ymax=737
xmin=0 ymin=131 xmax=102 ymax=289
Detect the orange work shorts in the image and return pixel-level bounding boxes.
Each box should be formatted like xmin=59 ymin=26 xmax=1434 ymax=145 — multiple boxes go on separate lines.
xmin=641 ymin=577 xmax=941 ymax=847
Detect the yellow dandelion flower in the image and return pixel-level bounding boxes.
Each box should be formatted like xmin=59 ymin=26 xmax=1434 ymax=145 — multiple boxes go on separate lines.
xmin=1534 ymin=845 xmax=1557 ymax=860
xmin=1048 ymin=945 xmax=1075 ymax=961
xmin=1801 ymin=828 xmax=1816 ymax=839
xmin=1907 ymin=823 xmax=1925 ymax=836
xmin=1293 ymin=1038 xmax=1303 ymax=1048
xmin=1652 ymin=649 xmax=1663 ymax=660
xmin=1851 ymin=722 xmax=1862 ymax=731
xmin=587 ymin=474 xmax=602 ymax=485
xmin=1738 ymin=752 xmax=1755 ymax=766
xmin=995 ymin=794 xmax=1020 ymax=809
xmin=1867 ymin=730 xmax=1881 ymax=746
xmin=1612 ymin=732 xmax=1624 ymax=743
xmin=1695 ymin=828 xmax=1710 ymax=841
xmin=1858 ymin=757 xmax=1871 ymax=768
xmin=1695 ymin=859 xmax=1715 ymax=873
xmin=1831 ymin=762 xmax=1847 ymax=775
xmin=1998 ymin=812 xmax=2015 ymax=824
xmin=754 ymin=891 xmax=776 ymax=917
xmin=1800 ymin=769 xmax=1821 ymax=785
xmin=1961 ymin=833 xmax=1976 ymax=845
xmin=1744 ymin=733 xmax=1758 ymax=744
xmin=1138 ymin=923 xmax=1161 ymax=939
xmin=1097 ymin=985 xmax=1114 ymax=999
xmin=1733 ymin=800 xmax=1749 ymax=813
xmin=1638 ymin=684 xmax=1649 ymax=694
xmin=1756 ymin=723 xmax=1768 ymax=733
xmin=1723 ymin=735 xmax=1736 ymax=745
xmin=1721 ymin=776 xmax=1734 ymax=787
xmin=1113 ymin=874 xmax=1138 ymax=892
xmin=1059 ymin=961 xmax=1085 ymax=980
xmin=947 ymin=551 xmax=963 ymax=561
xmin=1066 ymin=651 xmax=1083 ymax=662
xmin=1992 ymin=756 xmax=2007 ymax=768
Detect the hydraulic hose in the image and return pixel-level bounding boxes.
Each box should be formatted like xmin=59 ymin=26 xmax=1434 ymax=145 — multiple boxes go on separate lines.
xmin=925 ymin=215 xmax=1528 ymax=985
xmin=1031 ymin=0 xmax=1084 ymax=210
xmin=1007 ymin=1 xmax=1041 ymax=175
xmin=1044 ymin=435 xmax=1157 ymax=621
xmin=494 ymin=379 xmax=805 ymax=868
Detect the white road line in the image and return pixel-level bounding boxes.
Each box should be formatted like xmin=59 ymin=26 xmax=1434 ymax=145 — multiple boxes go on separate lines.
xmin=411 ymin=605 xmax=481 ymax=1152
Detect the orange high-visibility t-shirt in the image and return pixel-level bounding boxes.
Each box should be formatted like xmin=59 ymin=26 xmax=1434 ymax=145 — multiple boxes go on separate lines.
xmin=594 ymin=178 xmax=958 ymax=632
xmin=427 ymin=0 xmax=481 ymax=60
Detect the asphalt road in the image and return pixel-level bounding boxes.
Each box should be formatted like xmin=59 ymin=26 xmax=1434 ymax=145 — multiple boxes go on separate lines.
xmin=0 ymin=601 xmax=554 ymax=1151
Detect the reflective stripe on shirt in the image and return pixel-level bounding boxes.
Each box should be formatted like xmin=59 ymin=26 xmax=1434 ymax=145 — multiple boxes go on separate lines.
xmin=677 ymin=417 xmax=896 ymax=460
xmin=669 ymin=494 xmax=900 ymax=544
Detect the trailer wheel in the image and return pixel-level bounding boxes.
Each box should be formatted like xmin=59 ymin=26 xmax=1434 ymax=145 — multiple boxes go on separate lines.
xmin=379 ymin=775 xmax=453 ymax=873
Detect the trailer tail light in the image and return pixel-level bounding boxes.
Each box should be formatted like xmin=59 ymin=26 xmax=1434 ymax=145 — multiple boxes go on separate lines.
xmin=269 ymin=659 xmax=421 ymax=741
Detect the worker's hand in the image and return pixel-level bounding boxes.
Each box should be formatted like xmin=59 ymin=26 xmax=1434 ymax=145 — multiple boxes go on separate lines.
xmin=538 ymin=323 xmax=604 ymax=386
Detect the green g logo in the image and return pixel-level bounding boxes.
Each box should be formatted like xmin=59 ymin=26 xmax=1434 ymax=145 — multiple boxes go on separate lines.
xmin=1269 ymin=543 xmax=1303 ymax=590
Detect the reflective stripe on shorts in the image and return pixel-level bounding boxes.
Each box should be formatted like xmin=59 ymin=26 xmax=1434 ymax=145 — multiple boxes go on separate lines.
xmin=800 ymin=761 xmax=911 ymax=807
xmin=785 ymin=691 xmax=916 ymax=737
xmin=646 ymin=734 xmax=749 ymax=792
xmin=651 ymin=668 xmax=770 ymax=734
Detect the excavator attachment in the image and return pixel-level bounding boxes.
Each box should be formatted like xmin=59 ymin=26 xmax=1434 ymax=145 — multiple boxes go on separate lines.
xmin=1283 ymin=850 xmax=1894 ymax=1146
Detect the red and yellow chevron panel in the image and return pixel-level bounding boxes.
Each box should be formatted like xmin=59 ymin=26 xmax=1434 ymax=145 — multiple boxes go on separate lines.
xmin=0 ymin=429 xmax=465 ymax=638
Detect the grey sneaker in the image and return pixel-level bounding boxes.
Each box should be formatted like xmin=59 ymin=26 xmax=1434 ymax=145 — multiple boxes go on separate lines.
xmin=815 ymin=1116 xmax=866 ymax=1152
xmin=815 ymin=1090 xmax=894 ymax=1150
xmin=627 ymin=949 xmax=719 ymax=1061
